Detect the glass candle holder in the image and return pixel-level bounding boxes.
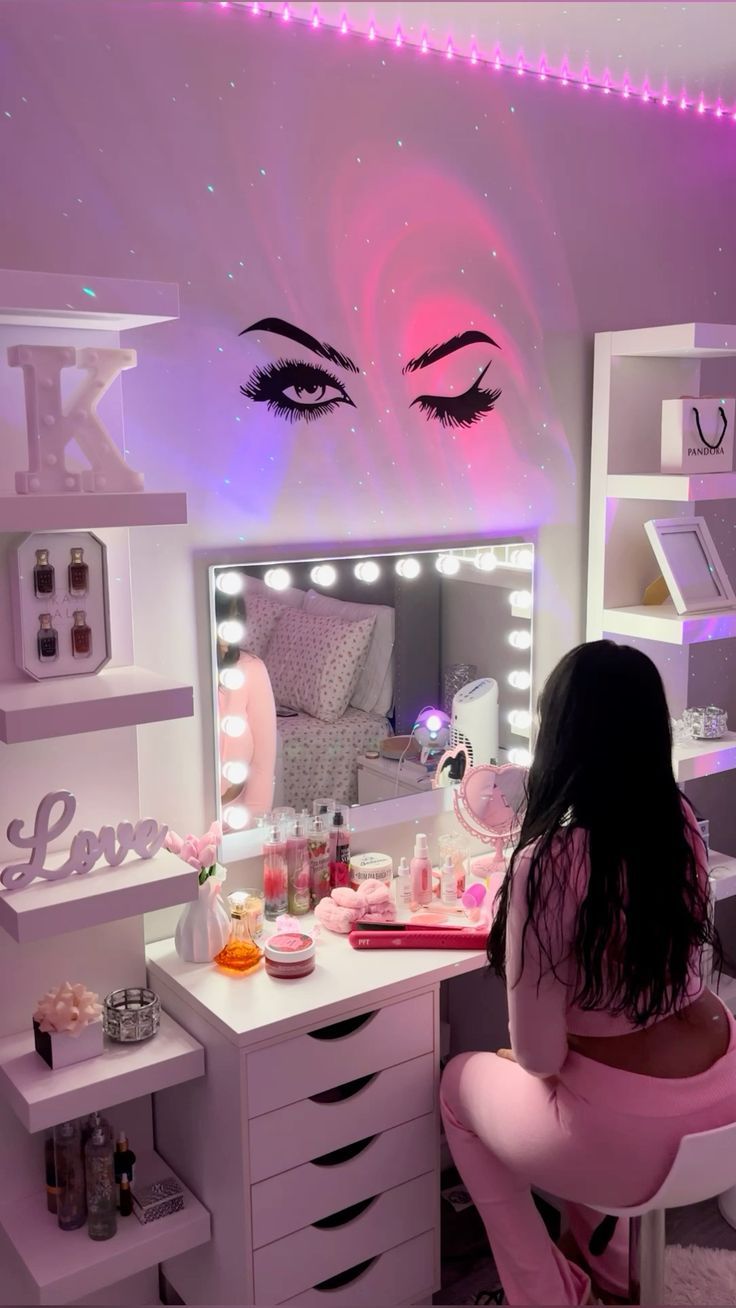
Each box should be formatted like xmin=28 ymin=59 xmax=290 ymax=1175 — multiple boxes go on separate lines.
xmin=682 ymin=706 xmax=728 ymax=740
xmin=103 ymin=988 xmax=161 ymax=1043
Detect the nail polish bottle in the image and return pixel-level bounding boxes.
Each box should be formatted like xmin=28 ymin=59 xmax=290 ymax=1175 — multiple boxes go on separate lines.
xmin=33 ymin=548 xmax=55 ymax=598
xmin=71 ymin=610 xmax=92 ymax=658
xmin=68 ymin=548 xmax=89 ymax=597
xmin=37 ymin=613 xmax=58 ymax=662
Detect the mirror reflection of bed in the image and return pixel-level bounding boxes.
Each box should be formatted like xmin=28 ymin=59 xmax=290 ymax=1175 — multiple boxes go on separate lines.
xmin=211 ymin=543 xmax=534 ymax=833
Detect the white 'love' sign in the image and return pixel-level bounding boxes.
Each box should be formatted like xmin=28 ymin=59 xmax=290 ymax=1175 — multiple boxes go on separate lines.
xmin=1 ymin=791 xmax=168 ymax=891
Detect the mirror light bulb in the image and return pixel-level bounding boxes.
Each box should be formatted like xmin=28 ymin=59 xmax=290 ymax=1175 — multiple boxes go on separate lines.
xmin=509 ymin=748 xmax=532 ymax=767
xmin=219 ymin=666 xmax=245 ymax=691
xmin=435 ymin=554 xmax=460 ymax=576
xmin=355 ymin=559 xmax=380 ymax=584
xmin=510 ymin=548 xmax=534 ymax=570
xmin=310 ymin=563 xmax=337 ymax=587
xmin=509 ymin=709 xmax=532 ymax=731
xmin=222 ymin=760 xmax=249 ymax=785
xmin=474 ymin=551 xmax=497 ymax=572
xmin=221 ymin=715 xmax=246 ymax=738
xmin=396 ymin=557 xmax=421 ymax=580
xmin=509 ymin=590 xmax=532 ymax=610
xmin=224 ymin=804 xmax=249 ymax=830
xmin=217 ymin=619 xmax=245 ymax=645
xmin=509 ymin=629 xmax=532 ymax=650
xmin=265 ymin=567 xmax=292 ymax=591
xmin=508 ymin=670 xmax=531 ymax=691
xmin=216 ymin=571 xmax=244 ymax=596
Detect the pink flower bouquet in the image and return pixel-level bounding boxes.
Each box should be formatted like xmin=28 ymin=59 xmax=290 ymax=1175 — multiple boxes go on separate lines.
xmin=165 ymin=821 xmax=223 ymax=885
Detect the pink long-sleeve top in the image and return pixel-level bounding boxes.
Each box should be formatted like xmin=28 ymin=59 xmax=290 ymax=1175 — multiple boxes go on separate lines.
xmin=219 ymin=653 xmax=277 ymax=820
xmin=506 ymin=806 xmax=708 ymax=1078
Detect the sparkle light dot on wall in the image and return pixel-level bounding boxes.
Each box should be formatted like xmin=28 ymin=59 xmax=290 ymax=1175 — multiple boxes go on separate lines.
xmin=435 ymin=553 xmax=461 ymax=576
xmin=217 ymin=619 xmax=245 ymax=644
xmin=222 ymin=760 xmax=249 ymax=785
xmin=474 ymin=551 xmax=498 ymax=572
xmin=509 ymin=629 xmax=532 ymax=650
xmin=310 ymin=563 xmax=337 ymax=587
xmin=265 ymin=567 xmax=292 ymax=591
xmin=508 ymin=670 xmax=532 ymax=690
xmin=509 ymin=589 xmax=532 ymax=609
xmin=220 ymin=666 xmax=246 ymax=691
xmin=224 ymin=804 xmax=250 ymax=829
xmin=216 ymin=570 xmax=245 ymax=596
xmin=355 ymin=559 xmax=381 ymax=583
xmin=222 ymin=715 xmax=247 ymax=738
xmin=396 ymin=556 xmax=422 ymax=579
xmin=509 ymin=709 xmax=532 ymax=730
xmin=509 ymin=748 xmax=533 ymax=767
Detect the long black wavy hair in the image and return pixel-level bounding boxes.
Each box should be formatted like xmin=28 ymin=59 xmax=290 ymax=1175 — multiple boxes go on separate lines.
xmin=488 ymin=641 xmax=717 ymax=1025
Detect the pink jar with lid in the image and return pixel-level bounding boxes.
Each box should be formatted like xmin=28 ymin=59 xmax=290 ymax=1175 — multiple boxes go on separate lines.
xmin=264 ymin=932 xmax=316 ymax=979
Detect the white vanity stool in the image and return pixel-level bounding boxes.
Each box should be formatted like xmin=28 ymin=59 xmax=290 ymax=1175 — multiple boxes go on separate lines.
xmin=148 ymin=930 xmax=486 ymax=1305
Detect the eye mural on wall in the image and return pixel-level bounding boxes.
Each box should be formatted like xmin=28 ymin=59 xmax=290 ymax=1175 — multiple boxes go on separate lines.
xmin=239 ymin=318 xmax=501 ymax=430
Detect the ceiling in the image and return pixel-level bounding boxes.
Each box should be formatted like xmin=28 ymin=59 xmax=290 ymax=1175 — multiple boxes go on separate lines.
xmin=252 ymin=2 xmax=736 ymax=105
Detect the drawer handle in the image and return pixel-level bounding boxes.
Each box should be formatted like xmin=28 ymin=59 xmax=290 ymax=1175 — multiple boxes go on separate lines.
xmin=312 ymin=1195 xmax=377 ymax=1229
xmin=312 ymin=1135 xmax=377 ymax=1167
xmin=308 ymin=1011 xmax=377 ymax=1041
xmin=313 ymin=1257 xmax=378 ymax=1291
xmin=310 ymin=1073 xmax=377 ymax=1104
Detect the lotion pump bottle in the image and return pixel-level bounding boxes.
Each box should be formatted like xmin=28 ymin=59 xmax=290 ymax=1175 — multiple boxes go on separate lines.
xmin=410 ymin=833 xmax=432 ymax=907
xmin=440 ymin=855 xmax=457 ymax=906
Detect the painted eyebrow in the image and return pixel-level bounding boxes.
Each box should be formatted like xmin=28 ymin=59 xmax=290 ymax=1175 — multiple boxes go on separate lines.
xmin=239 ymin=317 xmax=359 ymax=374
xmin=403 ymin=330 xmax=500 ymax=375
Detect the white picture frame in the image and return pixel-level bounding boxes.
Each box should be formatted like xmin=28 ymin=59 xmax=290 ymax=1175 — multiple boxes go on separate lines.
xmin=644 ymin=517 xmax=736 ymax=615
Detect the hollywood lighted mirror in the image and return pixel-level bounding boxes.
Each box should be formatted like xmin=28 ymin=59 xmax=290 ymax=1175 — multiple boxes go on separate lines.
xmin=209 ymin=539 xmax=535 ymax=859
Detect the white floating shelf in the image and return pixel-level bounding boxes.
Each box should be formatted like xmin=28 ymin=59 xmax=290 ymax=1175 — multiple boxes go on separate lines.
xmin=602 ymin=604 xmax=736 ymax=646
xmin=710 ymin=852 xmax=736 ymax=904
xmin=0 ymin=492 xmax=187 ymax=531
xmin=0 ymin=1150 xmax=209 ymax=1305
xmin=0 ymin=850 xmax=198 ymax=944
xmin=0 ymin=268 xmax=178 ymax=332
xmin=610 ymin=322 xmax=736 ymax=359
xmin=0 ymin=1013 xmax=203 ymax=1133
xmin=0 ymin=665 xmax=193 ymax=745
xmin=674 ymin=733 xmax=736 ymax=783
xmin=607 ymin=472 xmax=736 ymax=503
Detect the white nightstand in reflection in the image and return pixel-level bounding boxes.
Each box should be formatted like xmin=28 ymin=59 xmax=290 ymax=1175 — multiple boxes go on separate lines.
xmin=357 ymin=753 xmax=435 ymax=804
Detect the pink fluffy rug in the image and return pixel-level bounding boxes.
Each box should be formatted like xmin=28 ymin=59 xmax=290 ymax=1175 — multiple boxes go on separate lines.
xmin=665 ymin=1245 xmax=736 ymax=1305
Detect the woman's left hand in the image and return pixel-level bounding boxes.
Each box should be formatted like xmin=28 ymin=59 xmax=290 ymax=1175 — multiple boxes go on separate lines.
xmin=496 ymin=1048 xmax=517 ymax=1062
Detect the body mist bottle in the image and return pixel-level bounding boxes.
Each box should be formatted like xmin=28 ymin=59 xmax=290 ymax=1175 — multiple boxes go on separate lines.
xmin=85 ymin=1122 xmax=117 ymax=1241
xmin=54 ymin=1119 xmax=87 ymax=1231
xmin=263 ymin=823 xmax=288 ymax=920
xmin=287 ymin=818 xmax=310 ymax=915
xmin=33 ymin=548 xmax=55 ymax=598
xmin=308 ymin=815 xmax=330 ymax=907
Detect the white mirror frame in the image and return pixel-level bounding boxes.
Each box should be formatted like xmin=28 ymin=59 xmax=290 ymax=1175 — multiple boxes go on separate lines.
xmin=644 ymin=516 xmax=736 ymax=615
xmin=212 ymin=533 xmax=537 ymax=864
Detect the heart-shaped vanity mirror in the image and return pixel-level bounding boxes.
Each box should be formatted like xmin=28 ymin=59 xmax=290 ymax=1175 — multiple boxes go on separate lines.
xmin=453 ymin=762 xmax=528 ymax=873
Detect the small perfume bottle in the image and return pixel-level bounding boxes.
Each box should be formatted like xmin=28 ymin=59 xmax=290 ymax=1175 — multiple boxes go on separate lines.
xmin=37 ymin=614 xmax=58 ymax=662
xmin=71 ymin=610 xmax=92 ymax=658
xmin=68 ymin=547 xmax=89 ymax=597
xmin=33 ymin=548 xmax=55 ymax=598
xmin=214 ymin=892 xmax=264 ymax=974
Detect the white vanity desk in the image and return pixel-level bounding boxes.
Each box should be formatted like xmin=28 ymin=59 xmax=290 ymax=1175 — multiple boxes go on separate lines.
xmin=147 ymin=927 xmax=489 ymax=1307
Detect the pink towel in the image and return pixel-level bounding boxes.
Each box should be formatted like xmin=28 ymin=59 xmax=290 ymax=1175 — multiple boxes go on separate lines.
xmin=314 ymin=878 xmax=396 ymax=934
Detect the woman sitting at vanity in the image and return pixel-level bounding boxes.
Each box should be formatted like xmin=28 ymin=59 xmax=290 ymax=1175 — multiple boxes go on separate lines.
xmin=441 ymin=640 xmax=736 ymax=1306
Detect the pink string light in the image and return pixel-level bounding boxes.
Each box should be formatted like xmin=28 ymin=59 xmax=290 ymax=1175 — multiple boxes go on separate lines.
xmin=239 ymin=4 xmax=733 ymax=126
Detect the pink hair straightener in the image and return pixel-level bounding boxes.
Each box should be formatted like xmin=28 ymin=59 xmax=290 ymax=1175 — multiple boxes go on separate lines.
xmin=348 ymin=921 xmax=489 ymax=950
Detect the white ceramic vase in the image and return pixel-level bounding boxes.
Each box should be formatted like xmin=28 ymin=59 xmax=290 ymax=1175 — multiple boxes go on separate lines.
xmin=175 ymin=874 xmax=230 ymax=963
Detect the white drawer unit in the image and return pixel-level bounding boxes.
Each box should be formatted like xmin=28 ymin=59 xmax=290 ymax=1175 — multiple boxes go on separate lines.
xmin=253 ymin=1172 xmax=436 ymax=1304
xmin=148 ymin=940 xmax=457 ymax=1307
xmin=246 ymin=992 xmax=434 ymax=1116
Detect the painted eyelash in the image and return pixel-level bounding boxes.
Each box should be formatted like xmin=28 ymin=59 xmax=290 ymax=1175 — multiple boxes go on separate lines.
xmin=240 ymin=357 xmax=353 ymax=423
xmin=410 ymin=365 xmax=502 ymax=429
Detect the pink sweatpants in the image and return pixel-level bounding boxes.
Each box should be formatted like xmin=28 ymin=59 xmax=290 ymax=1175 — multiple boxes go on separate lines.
xmin=440 ymin=1010 xmax=736 ymax=1306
